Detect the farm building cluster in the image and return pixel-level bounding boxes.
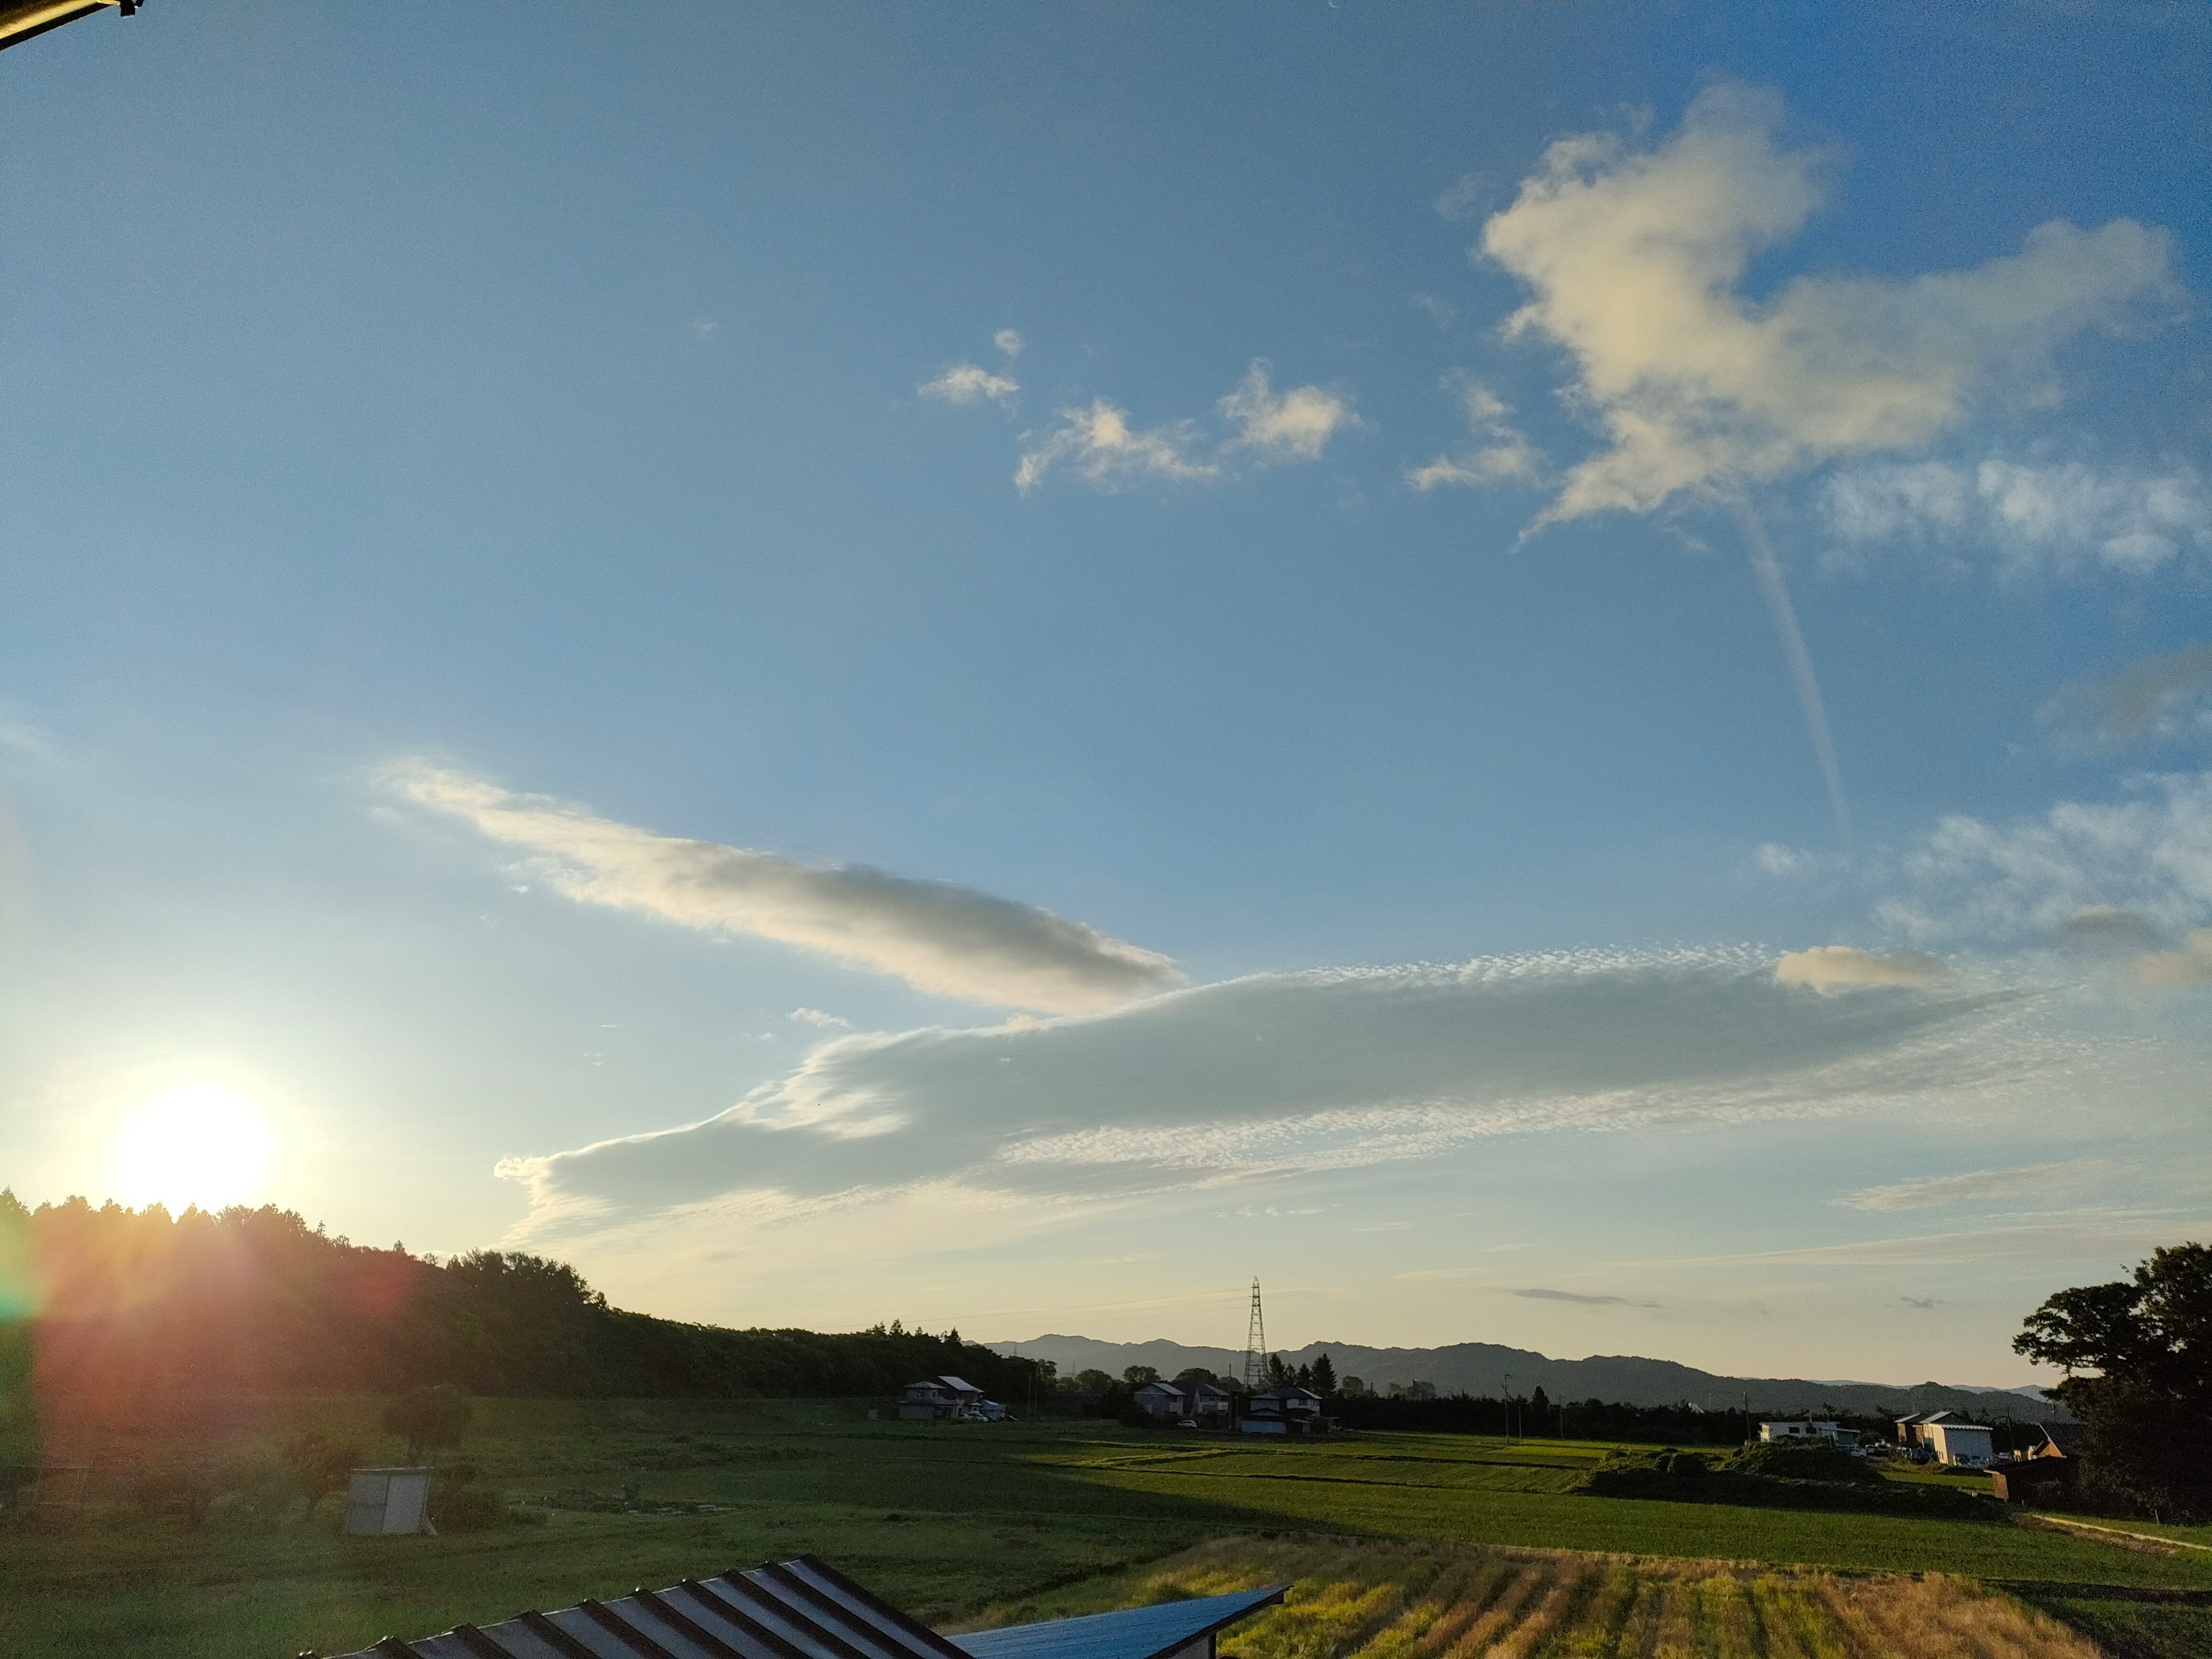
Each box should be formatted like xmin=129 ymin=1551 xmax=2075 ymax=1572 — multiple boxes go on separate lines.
xmin=900 ymin=1373 xmax=1332 ymax=1433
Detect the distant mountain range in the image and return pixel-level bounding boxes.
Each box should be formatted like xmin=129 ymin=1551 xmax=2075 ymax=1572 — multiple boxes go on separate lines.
xmin=989 ymin=1334 xmax=2062 ymax=1422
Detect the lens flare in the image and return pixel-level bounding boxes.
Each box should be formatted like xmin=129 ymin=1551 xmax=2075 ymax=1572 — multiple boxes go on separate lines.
xmin=109 ymin=1084 xmax=275 ymax=1213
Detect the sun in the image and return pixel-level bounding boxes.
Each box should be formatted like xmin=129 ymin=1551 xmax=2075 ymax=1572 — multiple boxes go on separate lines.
xmin=110 ymin=1084 xmax=276 ymax=1213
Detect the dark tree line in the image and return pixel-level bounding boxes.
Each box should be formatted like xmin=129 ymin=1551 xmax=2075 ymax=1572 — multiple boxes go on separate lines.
xmin=2016 ymin=1241 xmax=2212 ymax=1521
xmin=0 ymin=1192 xmax=1049 ymax=1425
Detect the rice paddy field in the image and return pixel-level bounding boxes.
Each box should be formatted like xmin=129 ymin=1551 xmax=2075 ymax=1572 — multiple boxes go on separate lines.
xmin=6 ymin=1399 xmax=2212 ymax=1658
xmin=969 ymin=1535 xmax=2114 ymax=1659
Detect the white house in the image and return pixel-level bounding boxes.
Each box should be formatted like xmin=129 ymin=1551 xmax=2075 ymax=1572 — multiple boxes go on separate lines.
xmin=1241 ymin=1385 xmax=1325 ymax=1434
xmin=1134 ymin=1378 xmax=1232 ymax=1425
xmin=1921 ymin=1420 xmax=1995 ymax=1467
xmin=1759 ymin=1421 xmax=1847 ymax=1445
xmin=899 ymin=1375 xmax=988 ymax=1421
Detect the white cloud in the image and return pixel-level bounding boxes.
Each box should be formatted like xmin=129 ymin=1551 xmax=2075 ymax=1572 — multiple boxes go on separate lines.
xmin=1217 ymin=362 xmax=1360 ymax=464
xmin=994 ymin=329 xmax=1024 ymax=358
xmin=2133 ymin=929 xmax=2212 ymax=990
xmin=1877 ymin=768 xmax=2212 ymax=945
xmin=789 ymin=1007 xmax=852 ymax=1030
xmin=1434 ymin=171 xmax=1488 ymax=221
xmin=1412 ymin=293 xmax=1456 ymax=328
xmin=0 ymin=715 xmax=59 ymax=762
xmin=1822 ymin=460 xmax=2212 ymax=579
xmin=1843 ymin=1161 xmax=2099 ymax=1212
xmin=1479 ymin=81 xmax=2176 ymax=526
xmin=1015 ymin=399 xmax=1218 ymax=493
xmin=1775 ymin=945 xmax=1950 ymax=995
xmin=494 ymin=946 xmax=2044 ymax=1237
xmin=389 ymin=763 xmax=1180 ymax=1013
xmin=1407 ymin=375 xmax=1544 ymax=491
xmin=2043 ymin=643 xmax=2212 ymax=752
xmin=920 ymin=362 xmax=1020 ymax=406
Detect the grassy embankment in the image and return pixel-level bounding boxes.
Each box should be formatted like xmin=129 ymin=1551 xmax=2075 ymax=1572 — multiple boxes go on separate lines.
xmin=6 ymin=1398 xmax=2212 ymax=1659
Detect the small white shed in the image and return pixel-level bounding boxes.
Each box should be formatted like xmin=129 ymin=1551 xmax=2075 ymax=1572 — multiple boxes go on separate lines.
xmin=343 ymin=1466 xmax=434 ymax=1536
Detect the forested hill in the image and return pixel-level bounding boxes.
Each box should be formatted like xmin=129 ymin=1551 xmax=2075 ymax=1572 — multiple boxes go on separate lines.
xmin=0 ymin=1193 xmax=1040 ymax=1421
xmin=991 ymin=1334 xmax=2055 ymax=1423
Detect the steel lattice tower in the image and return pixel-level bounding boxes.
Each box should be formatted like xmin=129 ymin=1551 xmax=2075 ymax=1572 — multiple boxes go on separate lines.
xmin=1241 ymin=1278 xmax=1267 ymax=1390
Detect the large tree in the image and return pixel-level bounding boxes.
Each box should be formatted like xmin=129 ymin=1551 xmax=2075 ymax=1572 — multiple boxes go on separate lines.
xmin=2015 ymin=1242 xmax=2212 ymax=1520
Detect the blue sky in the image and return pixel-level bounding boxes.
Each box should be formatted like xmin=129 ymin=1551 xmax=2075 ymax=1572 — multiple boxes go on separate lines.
xmin=4 ymin=1 xmax=2209 ymax=1385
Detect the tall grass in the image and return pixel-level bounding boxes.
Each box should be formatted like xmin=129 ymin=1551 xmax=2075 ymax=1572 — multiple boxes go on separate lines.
xmin=966 ymin=1535 xmax=2107 ymax=1659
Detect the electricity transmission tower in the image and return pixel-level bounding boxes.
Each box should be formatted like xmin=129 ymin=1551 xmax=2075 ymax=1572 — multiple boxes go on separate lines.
xmin=1241 ymin=1278 xmax=1267 ymax=1390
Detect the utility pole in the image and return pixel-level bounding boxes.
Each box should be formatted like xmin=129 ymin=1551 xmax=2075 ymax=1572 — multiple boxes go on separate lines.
xmin=1503 ymin=1373 xmax=1512 ymax=1444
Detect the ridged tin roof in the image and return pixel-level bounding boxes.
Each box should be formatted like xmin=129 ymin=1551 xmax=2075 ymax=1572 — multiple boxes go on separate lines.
xmin=331 ymin=1556 xmax=1284 ymax=1659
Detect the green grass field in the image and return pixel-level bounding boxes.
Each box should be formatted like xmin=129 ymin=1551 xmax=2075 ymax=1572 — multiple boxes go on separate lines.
xmin=6 ymin=1398 xmax=2211 ymax=1658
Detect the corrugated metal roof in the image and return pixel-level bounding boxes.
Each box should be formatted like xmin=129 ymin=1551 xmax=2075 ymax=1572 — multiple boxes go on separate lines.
xmin=952 ymin=1588 xmax=1287 ymax=1659
xmin=329 ymin=1557 xmax=1284 ymax=1659
xmin=332 ymin=1554 xmax=978 ymax=1659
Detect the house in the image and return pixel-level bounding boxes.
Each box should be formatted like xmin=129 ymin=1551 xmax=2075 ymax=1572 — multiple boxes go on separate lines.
xmin=1991 ymin=1455 xmax=2075 ymax=1502
xmin=900 ymin=1376 xmax=988 ymax=1421
xmin=1132 ymin=1378 xmax=1233 ymax=1425
xmin=1894 ymin=1413 xmax=1926 ymax=1446
xmin=1242 ymin=1386 xmax=1326 ymax=1435
xmin=332 ymin=1552 xmax=1288 ymax=1659
xmin=2034 ymin=1422 xmax=2082 ymax=1459
xmin=1759 ymin=1421 xmax=1847 ymax=1445
xmin=1921 ymin=1419 xmax=1995 ymax=1467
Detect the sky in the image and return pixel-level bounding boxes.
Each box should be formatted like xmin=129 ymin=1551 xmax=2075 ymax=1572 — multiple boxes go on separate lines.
xmin=3 ymin=0 xmax=2210 ymax=1389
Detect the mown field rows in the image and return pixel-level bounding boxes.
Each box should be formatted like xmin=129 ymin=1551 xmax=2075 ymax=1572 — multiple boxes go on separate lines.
xmin=967 ymin=1536 xmax=2111 ymax=1659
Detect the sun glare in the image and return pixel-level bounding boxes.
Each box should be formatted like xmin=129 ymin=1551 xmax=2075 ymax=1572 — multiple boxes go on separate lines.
xmin=110 ymin=1084 xmax=276 ymax=1213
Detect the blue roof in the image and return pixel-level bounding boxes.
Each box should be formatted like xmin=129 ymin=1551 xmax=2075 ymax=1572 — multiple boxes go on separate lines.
xmin=954 ymin=1588 xmax=1287 ymax=1659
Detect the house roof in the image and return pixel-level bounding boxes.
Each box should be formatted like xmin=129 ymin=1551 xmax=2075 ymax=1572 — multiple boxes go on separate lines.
xmin=935 ymin=1376 xmax=983 ymax=1394
xmin=2040 ymin=1422 xmax=2084 ymax=1453
xmin=953 ymin=1587 xmax=1287 ymax=1659
xmin=1187 ymin=1382 xmax=1230 ymax=1399
xmin=1924 ymin=1419 xmax=1991 ymax=1434
xmin=1918 ymin=1410 xmax=1962 ymax=1425
xmin=329 ymin=1558 xmax=1285 ymax=1659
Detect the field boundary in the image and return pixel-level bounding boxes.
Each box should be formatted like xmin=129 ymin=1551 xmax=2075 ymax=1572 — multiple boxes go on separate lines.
xmin=2028 ymin=1516 xmax=2212 ymax=1555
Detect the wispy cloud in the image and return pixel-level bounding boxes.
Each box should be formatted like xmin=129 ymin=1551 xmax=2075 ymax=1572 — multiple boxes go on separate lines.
xmin=2134 ymin=929 xmax=2212 ymax=989
xmin=1876 ymin=768 xmax=2212 ymax=945
xmin=1218 ymin=362 xmax=1360 ymax=464
xmin=993 ymin=329 xmax=1024 ymax=358
xmin=1480 ymin=81 xmax=2176 ymax=526
xmin=389 ymin=763 xmax=1180 ymax=1013
xmin=2041 ymin=642 xmax=2212 ymax=752
xmin=1821 ymin=460 xmax=2211 ymax=579
xmin=1775 ymin=945 xmax=1950 ymax=995
xmin=1407 ymin=376 xmax=1544 ymax=491
xmin=494 ymin=945 xmax=2040 ymax=1238
xmin=1013 ymin=362 xmax=1355 ymax=493
xmin=789 ymin=1007 xmax=851 ymax=1030
xmin=1843 ymin=1161 xmax=2099 ymax=1212
xmin=1510 ymin=1286 xmax=1658 ymax=1307
xmin=921 ymin=362 xmax=1020 ymax=406
xmin=1016 ymin=399 xmax=1217 ymax=493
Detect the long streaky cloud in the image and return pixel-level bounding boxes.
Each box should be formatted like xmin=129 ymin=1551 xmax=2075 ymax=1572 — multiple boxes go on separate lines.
xmin=1736 ymin=501 xmax=1851 ymax=847
xmin=494 ymin=946 xmax=2036 ymax=1238
xmin=392 ymin=764 xmax=1180 ymax=1013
